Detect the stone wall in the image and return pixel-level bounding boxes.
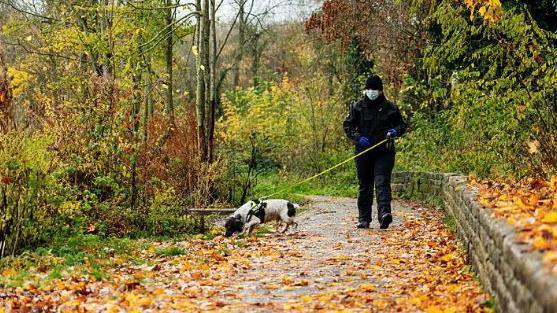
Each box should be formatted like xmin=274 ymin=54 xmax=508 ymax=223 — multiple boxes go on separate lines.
xmin=391 ymin=172 xmax=557 ymax=313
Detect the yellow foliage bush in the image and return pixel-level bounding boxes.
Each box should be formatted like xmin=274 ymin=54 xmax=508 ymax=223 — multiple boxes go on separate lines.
xmin=217 ymin=75 xmax=349 ymax=202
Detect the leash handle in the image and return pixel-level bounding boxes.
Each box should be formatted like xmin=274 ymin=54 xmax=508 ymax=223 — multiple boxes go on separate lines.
xmin=260 ymin=138 xmax=388 ymax=200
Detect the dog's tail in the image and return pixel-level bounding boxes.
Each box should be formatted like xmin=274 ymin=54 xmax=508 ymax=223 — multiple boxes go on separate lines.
xmin=287 ymin=202 xmax=299 ymax=217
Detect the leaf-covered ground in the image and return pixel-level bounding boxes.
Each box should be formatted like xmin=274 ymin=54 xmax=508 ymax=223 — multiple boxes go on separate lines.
xmin=474 ymin=176 xmax=557 ymax=275
xmin=1 ymin=197 xmax=490 ymax=312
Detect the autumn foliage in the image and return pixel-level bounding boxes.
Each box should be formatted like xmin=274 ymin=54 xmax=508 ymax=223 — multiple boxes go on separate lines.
xmin=475 ymin=176 xmax=557 ymax=273
xmin=465 ymin=0 xmax=504 ymax=23
xmin=0 ymin=1 xmax=229 ymax=256
xmin=305 ymin=0 xmax=424 ymax=94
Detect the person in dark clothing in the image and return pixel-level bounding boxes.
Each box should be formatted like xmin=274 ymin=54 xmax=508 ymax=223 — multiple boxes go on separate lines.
xmin=343 ymin=74 xmax=407 ymax=229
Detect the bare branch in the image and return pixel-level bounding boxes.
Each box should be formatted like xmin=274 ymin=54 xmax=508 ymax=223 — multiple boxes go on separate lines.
xmin=1 ymin=0 xmax=59 ymax=22
xmin=216 ymin=6 xmax=242 ymax=59
xmin=1 ymin=39 xmax=79 ymax=61
xmin=139 ymin=11 xmax=199 ymax=50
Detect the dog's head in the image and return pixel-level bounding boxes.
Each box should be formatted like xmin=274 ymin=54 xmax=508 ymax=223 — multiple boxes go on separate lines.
xmin=224 ymin=214 xmax=244 ymax=237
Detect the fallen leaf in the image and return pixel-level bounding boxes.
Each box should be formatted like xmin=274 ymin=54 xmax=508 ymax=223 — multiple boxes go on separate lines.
xmin=542 ymin=212 xmax=557 ymax=224
xmin=527 ymin=140 xmax=540 ymax=154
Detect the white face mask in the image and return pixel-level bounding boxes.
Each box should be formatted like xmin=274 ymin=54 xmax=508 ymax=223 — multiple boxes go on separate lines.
xmin=364 ymin=89 xmax=380 ymax=101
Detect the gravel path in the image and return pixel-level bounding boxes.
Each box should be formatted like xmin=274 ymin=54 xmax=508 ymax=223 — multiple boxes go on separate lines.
xmin=206 ymin=196 xmax=490 ymax=312
xmin=2 ymin=196 xmax=490 ymax=312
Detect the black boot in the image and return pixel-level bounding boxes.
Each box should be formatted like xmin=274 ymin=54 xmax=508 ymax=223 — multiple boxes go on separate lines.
xmin=357 ymin=221 xmax=370 ymax=229
xmin=380 ymin=213 xmax=392 ymax=229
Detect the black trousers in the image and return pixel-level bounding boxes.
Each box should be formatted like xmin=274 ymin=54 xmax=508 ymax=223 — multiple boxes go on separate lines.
xmin=355 ymin=150 xmax=395 ymax=223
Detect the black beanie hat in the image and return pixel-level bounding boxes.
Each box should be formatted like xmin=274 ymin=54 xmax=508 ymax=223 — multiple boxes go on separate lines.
xmin=365 ymin=74 xmax=383 ymax=90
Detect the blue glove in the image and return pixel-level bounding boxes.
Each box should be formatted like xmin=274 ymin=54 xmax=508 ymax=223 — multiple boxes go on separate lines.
xmin=357 ymin=136 xmax=371 ymax=147
xmin=387 ymin=129 xmax=397 ymax=138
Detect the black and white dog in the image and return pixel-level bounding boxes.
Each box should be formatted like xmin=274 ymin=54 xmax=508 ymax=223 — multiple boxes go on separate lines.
xmin=224 ymin=199 xmax=299 ymax=237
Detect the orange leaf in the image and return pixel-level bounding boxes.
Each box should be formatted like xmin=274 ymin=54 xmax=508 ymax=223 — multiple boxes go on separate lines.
xmin=533 ymin=237 xmax=551 ymax=251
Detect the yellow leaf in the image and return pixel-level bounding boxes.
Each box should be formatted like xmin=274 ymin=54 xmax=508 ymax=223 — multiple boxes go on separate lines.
xmin=358 ymin=283 xmax=375 ymax=292
xmin=317 ymin=295 xmax=332 ymax=301
xmin=426 ymin=306 xmax=443 ymax=313
xmin=541 ymin=212 xmax=557 ymax=224
xmin=443 ymin=307 xmax=458 ymax=313
xmin=62 ymin=299 xmax=81 ymax=307
xmin=408 ymin=296 xmax=422 ymax=306
xmin=300 ymin=295 xmax=313 ymax=302
xmin=152 ymin=288 xmax=166 ymax=295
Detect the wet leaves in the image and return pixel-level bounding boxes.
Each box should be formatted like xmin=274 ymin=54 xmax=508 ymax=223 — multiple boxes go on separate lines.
xmin=0 ymin=199 xmax=490 ymax=312
xmin=474 ymin=176 xmax=557 ymax=274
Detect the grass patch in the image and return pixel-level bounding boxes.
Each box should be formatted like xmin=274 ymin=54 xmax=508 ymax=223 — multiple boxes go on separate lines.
xmin=253 ymin=169 xmax=357 ymax=201
xmin=0 ymin=234 xmax=150 ymax=287
xmin=255 ymin=224 xmax=273 ymax=236
xmin=480 ymin=298 xmax=497 ymax=312
xmin=443 ymin=215 xmax=458 ymax=233
xmin=155 ymin=246 xmax=186 ymax=257
xmin=48 ymin=268 xmax=63 ymax=280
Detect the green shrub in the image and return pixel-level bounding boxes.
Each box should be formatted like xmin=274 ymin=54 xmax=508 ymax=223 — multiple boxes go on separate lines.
xmin=399 ymin=2 xmax=557 ymax=179
xmin=0 ymin=131 xmax=57 ymax=257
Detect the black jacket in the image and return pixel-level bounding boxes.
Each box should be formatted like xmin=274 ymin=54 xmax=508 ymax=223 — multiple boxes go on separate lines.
xmin=343 ymin=95 xmax=407 ymax=150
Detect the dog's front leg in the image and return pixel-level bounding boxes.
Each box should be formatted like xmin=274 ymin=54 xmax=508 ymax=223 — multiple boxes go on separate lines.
xmin=241 ymin=218 xmax=260 ymax=237
xmin=274 ymin=220 xmax=285 ymax=233
xmin=248 ymin=223 xmax=259 ymax=236
xmin=275 ymin=220 xmax=283 ymax=232
xmin=239 ymin=223 xmax=252 ymax=237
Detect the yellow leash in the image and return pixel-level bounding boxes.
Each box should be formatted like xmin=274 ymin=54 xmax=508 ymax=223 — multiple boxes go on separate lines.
xmin=260 ymin=139 xmax=388 ymax=200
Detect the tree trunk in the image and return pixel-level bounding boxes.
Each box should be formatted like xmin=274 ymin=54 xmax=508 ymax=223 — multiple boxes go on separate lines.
xmin=99 ymin=0 xmax=114 ymax=77
xmin=0 ymin=45 xmax=14 ymax=132
xmin=202 ymin=0 xmax=211 ymax=161
xmin=232 ymin=0 xmax=246 ymax=88
xmin=195 ymin=0 xmax=207 ymax=161
xmin=130 ymin=41 xmax=143 ymax=209
xmin=165 ymin=0 xmax=174 ymax=122
xmin=143 ymin=62 xmax=152 ymax=142
xmin=208 ymin=0 xmax=217 ymax=162
xmin=251 ymin=32 xmax=261 ymax=87
xmin=140 ymin=7 xmax=153 ymax=141
xmin=0 ymin=187 xmax=8 ymax=259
